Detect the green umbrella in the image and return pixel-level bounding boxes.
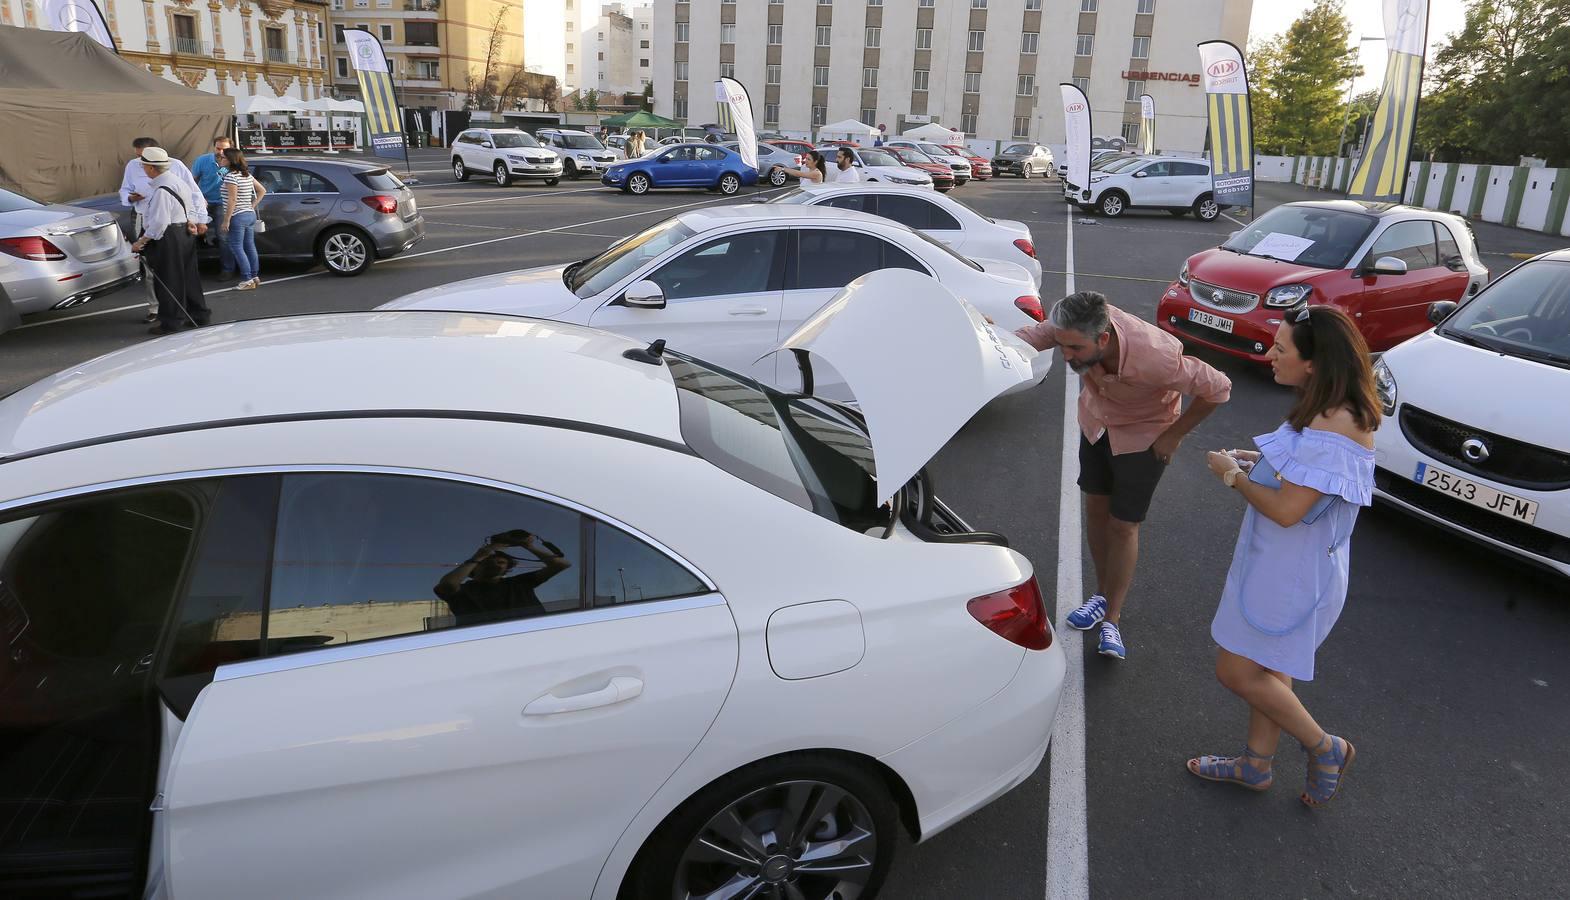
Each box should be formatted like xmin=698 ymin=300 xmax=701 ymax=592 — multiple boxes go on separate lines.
xmin=599 ymin=109 xmax=684 ymax=129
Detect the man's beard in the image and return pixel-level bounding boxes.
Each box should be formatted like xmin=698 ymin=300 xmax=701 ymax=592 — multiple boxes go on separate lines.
xmin=1066 ymin=352 xmax=1103 ymax=374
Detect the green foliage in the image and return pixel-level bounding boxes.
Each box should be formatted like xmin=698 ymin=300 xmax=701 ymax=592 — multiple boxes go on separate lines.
xmin=1249 ymin=0 xmax=1363 ymax=156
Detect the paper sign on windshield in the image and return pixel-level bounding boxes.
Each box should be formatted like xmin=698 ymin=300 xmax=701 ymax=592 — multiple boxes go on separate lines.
xmin=1248 ymin=232 xmax=1315 ymax=262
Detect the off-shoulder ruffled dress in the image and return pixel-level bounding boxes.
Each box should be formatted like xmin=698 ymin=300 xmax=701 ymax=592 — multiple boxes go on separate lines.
xmin=1211 ymin=423 xmax=1376 ymax=681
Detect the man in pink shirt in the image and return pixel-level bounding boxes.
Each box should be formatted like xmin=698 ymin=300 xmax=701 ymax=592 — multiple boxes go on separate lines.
xmin=1017 ymin=291 xmax=1231 ymax=660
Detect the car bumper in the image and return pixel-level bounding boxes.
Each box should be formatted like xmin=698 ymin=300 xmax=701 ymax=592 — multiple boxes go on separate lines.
xmin=568 ymin=159 xmax=616 ymax=174
xmin=370 ymin=215 xmax=426 ymax=258
xmin=970 ymin=166 xmax=993 ymax=179
xmin=1373 ymin=424 xmax=1570 ymax=577
xmin=508 ymin=162 xmax=564 ymax=178
xmin=1155 ymin=282 xmax=1279 ymax=363
xmin=601 ymin=170 xmax=630 ymax=187
xmin=2 ymin=251 xmax=140 ymax=315
xmin=879 ymin=635 xmax=1065 ymax=840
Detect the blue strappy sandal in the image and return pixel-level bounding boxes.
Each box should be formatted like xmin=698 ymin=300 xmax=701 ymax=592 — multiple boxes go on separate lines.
xmin=1186 ymin=746 xmax=1274 ymax=791
xmin=1300 ymin=733 xmax=1356 ymax=807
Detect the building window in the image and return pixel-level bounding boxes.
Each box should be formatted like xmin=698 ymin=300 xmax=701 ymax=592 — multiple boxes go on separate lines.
xmin=598 ymin=72 xmax=605 ymax=82
xmin=961 ymin=113 xmax=977 ymax=134
xmin=768 ymin=24 xmax=782 ymax=44
xmin=818 ymin=0 xmax=832 ymax=5
xmin=415 ymin=59 xmax=438 ymax=79
xmin=1013 ymin=116 xmax=1030 ymax=137
xmin=1021 ymin=32 xmax=1038 ymax=54
xmin=263 ymin=27 xmax=288 ymax=62
xmin=967 ymin=31 xmax=984 ymax=52
xmin=567 ymin=63 xmax=574 ymax=73
xmin=866 ymin=27 xmax=880 ymax=48
xmin=721 ymin=24 xmax=736 ymax=43
xmin=1025 ymin=0 xmax=1041 ymax=8
xmin=812 ymin=105 xmax=826 ymax=126
xmin=816 ymin=26 xmax=832 ymax=46
xmin=1076 ymin=33 xmax=1094 ymax=56
xmin=920 ymin=0 xmax=934 ymax=6
xmin=1017 ymin=74 xmax=1035 ymax=96
xmin=379 ymin=24 xmax=392 ymax=41
xmin=1132 ymin=36 xmax=1150 ymax=59
xmin=868 ymin=0 xmax=882 ymax=6
xmin=963 ymin=72 xmax=981 ymax=93
xmin=1081 ymin=0 xmax=1098 ymax=10
xmin=814 ymin=66 xmax=830 ymax=86
xmin=1122 ymin=122 xmax=1140 ymax=143
xmin=675 ymin=61 xmax=689 ymax=81
xmin=334 ymin=23 xmax=344 ymax=43
xmin=640 ymin=58 xmax=649 ymax=67
xmin=767 ymin=64 xmax=781 ymax=84
xmin=766 ymin=102 xmax=780 ymax=123
xmin=567 ymin=42 xmax=574 ymax=52
xmin=1126 ymin=80 xmax=1145 ymax=101
xmin=336 ymin=57 xmax=349 ymax=78
xmin=1073 ymin=75 xmax=1089 ymax=93
xmin=860 ymin=107 xmax=876 ymax=126
xmin=770 ymin=0 xmax=783 ymax=4
xmin=597 ymin=52 xmax=604 ymax=60
xmin=916 ymin=29 xmax=932 ymax=50
xmin=1137 ymin=0 xmax=1155 ymax=12
xmin=674 ymin=99 xmax=688 ymax=118
xmin=912 ymin=68 xmax=929 ymax=91
xmin=676 ymin=22 xmax=689 ymax=42
xmin=639 ymin=40 xmax=648 ymax=48
xmin=972 ymin=0 xmax=987 ymax=7
xmin=863 ymin=67 xmax=878 ymax=88
xmin=720 ymin=62 xmax=735 ymax=78
xmin=598 ymin=32 xmax=604 ymax=40
xmin=171 ymin=14 xmax=199 ymax=54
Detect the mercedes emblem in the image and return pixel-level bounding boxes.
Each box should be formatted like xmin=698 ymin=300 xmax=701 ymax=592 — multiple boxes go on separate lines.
xmin=1461 ymin=437 xmax=1490 ymax=463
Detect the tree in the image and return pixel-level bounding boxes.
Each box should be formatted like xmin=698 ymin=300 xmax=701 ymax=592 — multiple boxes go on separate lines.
xmin=464 ymin=6 xmax=510 ymax=111
xmin=1250 ymin=0 xmax=1363 ymax=156
xmin=641 ymin=82 xmax=653 ymax=112
xmin=583 ymin=88 xmax=600 ymax=111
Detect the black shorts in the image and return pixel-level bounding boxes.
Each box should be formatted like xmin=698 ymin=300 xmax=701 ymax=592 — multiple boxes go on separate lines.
xmin=1078 ymin=433 xmax=1168 ymax=523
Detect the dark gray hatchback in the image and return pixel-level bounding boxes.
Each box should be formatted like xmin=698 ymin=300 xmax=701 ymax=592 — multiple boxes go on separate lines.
xmin=75 ymin=157 xmax=425 ymax=277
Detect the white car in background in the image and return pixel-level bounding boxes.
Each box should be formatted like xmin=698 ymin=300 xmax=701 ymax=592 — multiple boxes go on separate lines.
xmin=536 ymin=128 xmax=619 ymax=180
xmin=1078 ymin=155 xmax=1220 ymax=220
xmin=886 ymin=140 xmax=973 ymax=185
xmin=449 ymin=127 xmax=563 ymax=187
xmin=381 ymin=205 xmax=1048 ymax=394
xmin=0 ymin=274 xmax=1064 ymax=900
xmin=1372 ymin=251 xmax=1570 ymax=578
xmin=770 ymin=182 xmax=1042 ymax=289
xmin=820 ymin=146 xmax=935 ymax=188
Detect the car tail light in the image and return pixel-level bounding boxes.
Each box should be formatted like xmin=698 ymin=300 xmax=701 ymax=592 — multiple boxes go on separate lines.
xmin=0 ymin=236 xmax=67 ymax=261
xmin=967 ymin=577 xmax=1053 ymax=650
xmin=1014 ymin=295 xmax=1044 ymax=322
xmin=1013 ymin=237 xmax=1037 ymax=259
xmin=361 ymin=194 xmax=399 ymax=215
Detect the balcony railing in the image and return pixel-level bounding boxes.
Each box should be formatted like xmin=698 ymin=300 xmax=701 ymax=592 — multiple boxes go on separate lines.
xmin=404 ymin=0 xmax=439 ymax=10
xmin=263 ymin=47 xmax=297 ymax=65
xmin=173 ymin=37 xmax=209 ymax=56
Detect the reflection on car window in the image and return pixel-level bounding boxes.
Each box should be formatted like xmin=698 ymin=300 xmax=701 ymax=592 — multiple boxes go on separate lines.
xmin=560 ymin=134 xmax=605 ymax=149
xmin=254 ymin=167 xmax=334 ymax=194
xmin=570 ymin=218 xmax=696 ymax=297
xmin=821 ymin=194 xmax=873 ymax=214
xmin=1001 ymin=144 xmax=1032 ymax=156
xmin=267 ymin=473 xmax=581 ymax=651
xmin=650 ymin=231 xmax=781 ymax=300
xmin=594 ymin=521 xmax=706 ymax=605
xmin=857 ymin=148 xmax=901 ymax=167
xmin=1222 ymin=206 xmax=1377 ymax=269
xmin=491 ymin=132 xmax=540 ymax=149
xmin=1443 ymin=259 xmax=1570 ymax=363
xmin=1370 ymin=221 xmax=1439 ymax=270
xmin=696 ymin=147 xmax=724 ymax=161
xmin=880 ymin=195 xmax=961 ymax=231
xmin=0 ymin=187 xmax=43 ymax=213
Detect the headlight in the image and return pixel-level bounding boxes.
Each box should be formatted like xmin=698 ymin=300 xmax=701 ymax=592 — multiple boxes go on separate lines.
xmin=1177 ymin=262 xmax=1190 ymax=286
xmin=1090 ymin=174 xmax=1108 ymax=183
xmin=1265 ymin=284 xmax=1313 ymax=307
xmin=576 ymin=152 xmax=592 ymax=161
xmin=1373 ymin=358 xmax=1397 ymax=416
xmin=506 ymin=155 xmax=528 ymax=162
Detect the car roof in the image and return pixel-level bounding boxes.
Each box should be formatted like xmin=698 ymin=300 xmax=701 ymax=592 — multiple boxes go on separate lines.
xmin=791 ymin=182 xmax=960 ymax=200
xmin=0 ymin=312 xmax=685 ymax=461
xmin=544 ymin=128 xmax=592 ymax=135
xmin=246 ymin=156 xmax=390 ymax=172
xmin=675 ymin=204 xmax=894 ymax=232
xmin=1279 ymin=199 xmax=1461 ymax=220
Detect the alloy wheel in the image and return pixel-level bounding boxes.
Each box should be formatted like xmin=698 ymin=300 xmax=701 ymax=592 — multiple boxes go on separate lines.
xmin=1101 ymin=194 xmax=1125 ymax=216
xmin=770 ymin=167 xmax=788 ymax=186
xmin=1197 ymin=198 xmax=1219 ymax=221
xmin=719 ymin=174 xmax=741 ymax=195
xmin=629 ymin=174 xmax=650 ymax=195
xmin=323 ymin=232 xmax=368 ymax=273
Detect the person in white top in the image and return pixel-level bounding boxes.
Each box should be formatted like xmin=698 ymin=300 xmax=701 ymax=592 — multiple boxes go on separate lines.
xmin=831 ymin=147 xmax=863 ymax=183
xmin=781 ymin=150 xmax=828 ymax=184
xmin=120 ymin=137 xmax=210 ymax=323
xmin=128 ymin=148 xmax=211 ymax=335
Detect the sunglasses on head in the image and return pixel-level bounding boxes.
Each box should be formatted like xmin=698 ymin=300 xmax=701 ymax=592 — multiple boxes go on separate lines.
xmin=1289 ymin=303 xmax=1314 ymax=324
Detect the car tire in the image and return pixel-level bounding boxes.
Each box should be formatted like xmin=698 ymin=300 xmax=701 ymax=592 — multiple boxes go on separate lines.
xmin=623 ymin=754 xmax=899 ymax=900
xmin=1098 ymin=191 xmax=1127 ymax=217
xmin=493 ymin=162 xmax=512 ymax=187
xmin=718 ymin=173 xmax=742 ymax=195
xmin=452 ymin=158 xmax=469 ymax=182
xmin=1021 ymin=164 xmax=1032 ymax=179
xmin=564 ymin=160 xmax=580 ymax=181
xmin=545 ymin=177 xmax=560 ymax=186
xmin=318 ymin=226 xmax=374 ymax=277
xmin=1194 ymin=194 xmax=1220 ymax=221
xmin=628 ymin=173 xmax=651 ymax=195
xmin=768 ymin=166 xmax=789 ymax=187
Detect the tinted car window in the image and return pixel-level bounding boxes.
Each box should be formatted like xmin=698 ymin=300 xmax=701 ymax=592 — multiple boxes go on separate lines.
xmin=649 ymin=231 xmax=782 ymax=300
xmin=1139 ymin=162 xmax=1170 ymax=177
xmin=662 ymin=147 xmax=695 ymax=162
xmin=491 ymin=132 xmax=540 ymax=149
xmin=820 ymin=193 xmax=874 ymax=214
xmin=696 ymin=147 xmax=725 ymax=162
xmin=1370 ymin=221 xmax=1439 ymax=270
xmin=267 ymin=473 xmax=582 ymax=650
xmin=878 ymin=194 xmax=961 ymax=231
xmin=594 ymin=522 xmax=706 ymax=605
xmin=254 ymin=166 xmax=334 ymax=194
xmin=1436 ymin=221 xmax=1462 ymax=262
xmin=1171 ymin=162 xmax=1209 ymax=177
xmin=355 ymin=168 xmax=405 ymax=191
xmin=796 ymin=229 xmax=908 ymax=289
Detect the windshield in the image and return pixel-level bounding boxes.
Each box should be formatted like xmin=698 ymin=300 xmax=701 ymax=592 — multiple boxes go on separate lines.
xmin=559 ymin=134 xmax=605 ymax=149
xmin=941 ymin=145 xmax=971 ymax=157
xmin=1001 ymin=144 xmax=1032 ymax=156
xmin=918 ymin=143 xmax=950 ymax=157
xmin=890 ymin=147 xmax=932 ymax=165
xmin=0 ymin=188 xmax=42 ymax=213
xmin=1094 ymin=156 xmax=1142 ymax=173
xmin=857 ymin=148 xmax=901 ymax=167
xmin=1220 ymin=206 xmax=1377 ymax=269
xmin=769 ymin=188 xmax=810 ymax=204
xmin=1441 ymin=260 xmax=1570 ymax=366
xmin=492 ymin=132 xmax=541 ymax=149
xmin=567 ymin=218 xmax=696 ymax=297
xmin=667 ymin=353 xmax=885 ymax=532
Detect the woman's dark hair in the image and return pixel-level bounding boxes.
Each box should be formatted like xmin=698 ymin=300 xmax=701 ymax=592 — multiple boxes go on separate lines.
xmin=808 ymin=151 xmax=828 ymax=176
xmin=1286 ymin=305 xmax=1381 ymax=433
xmin=222 ymin=147 xmax=249 ymax=177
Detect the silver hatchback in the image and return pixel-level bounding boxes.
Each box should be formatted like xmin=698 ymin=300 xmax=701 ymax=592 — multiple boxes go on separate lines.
xmin=0 ymin=186 xmax=139 ymax=330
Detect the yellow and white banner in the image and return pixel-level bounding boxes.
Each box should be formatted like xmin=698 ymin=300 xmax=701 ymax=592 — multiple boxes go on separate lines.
xmin=1198 ymin=40 xmax=1253 ymax=210
xmin=1347 ymin=0 xmax=1429 ymax=202
xmin=343 ymin=28 xmax=406 ymax=162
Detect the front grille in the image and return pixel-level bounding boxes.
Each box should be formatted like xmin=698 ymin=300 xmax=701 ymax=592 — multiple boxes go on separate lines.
xmin=1188 ymin=278 xmax=1259 ymax=313
xmin=1169 ymin=318 xmax=1264 ymax=356
xmin=1376 ymin=467 xmax=1570 ymax=563
xmin=1399 ymin=405 xmax=1570 ymax=491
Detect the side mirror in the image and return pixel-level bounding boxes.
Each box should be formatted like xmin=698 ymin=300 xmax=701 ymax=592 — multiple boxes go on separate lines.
xmin=623 ymin=280 xmax=666 ymax=309
xmin=1427 ymin=300 xmax=1458 ymax=325
xmin=1366 ymin=256 xmax=1409 ymax=277
xmin=481 ymin=141 xmax=494 ymax=149
xmin=1133 ymin=170 xmax=1148 ymax=178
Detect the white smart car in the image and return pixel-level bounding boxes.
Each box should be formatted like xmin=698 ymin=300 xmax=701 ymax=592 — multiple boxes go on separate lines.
xmin=1372 ymin=250 xmax=1570 ymax=578
xmin=380 ymin=205 xmax=1048 ymax=393
xmin=0 ymin=272 xmax=1065 ymax=900
xmin=770 ymin=182 xmax=1042 ymax=289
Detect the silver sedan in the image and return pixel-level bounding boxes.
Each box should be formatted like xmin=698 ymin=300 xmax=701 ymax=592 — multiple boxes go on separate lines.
xmin=0 ymin=186 xmax=138 ymax=330
xmin=722 ymin=141 xmax=802 ymax=187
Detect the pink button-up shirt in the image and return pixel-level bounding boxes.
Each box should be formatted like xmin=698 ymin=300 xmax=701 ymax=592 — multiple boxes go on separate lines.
xmin=1017 ymin=305 xmax=1231 ymax=455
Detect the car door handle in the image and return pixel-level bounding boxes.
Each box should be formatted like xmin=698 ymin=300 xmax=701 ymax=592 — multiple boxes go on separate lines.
xmin=300 ymin=198 xmax=322 ymax=205
xmin=524 ymin=676 xmax=643 ymax=716
xmin=729 ymin=306 xmax=769 ymax=316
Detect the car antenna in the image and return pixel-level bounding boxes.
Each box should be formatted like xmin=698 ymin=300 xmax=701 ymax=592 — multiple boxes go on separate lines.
xmin=623 ymin=338 xmax=666 ymax=365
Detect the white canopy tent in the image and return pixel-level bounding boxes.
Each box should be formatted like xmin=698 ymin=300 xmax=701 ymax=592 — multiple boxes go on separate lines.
xmin=900 ymin=122 xmax=965 ymax=144
xmin=239 ymin=94 xmax=304 ymax=115
xmin=816 ymin=119 xmax=882 ymax=142
xmin=301 ymin=98 xmax=365 ymax=113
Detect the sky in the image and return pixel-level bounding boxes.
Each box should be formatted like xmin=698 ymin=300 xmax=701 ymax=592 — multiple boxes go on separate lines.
xmin=1247 ymin=0 xmax=1471 ymax=95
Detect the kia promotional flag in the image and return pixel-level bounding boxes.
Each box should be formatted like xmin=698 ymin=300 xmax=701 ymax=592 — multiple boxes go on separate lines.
xmin=1059 ymin=83 xmax=1092 ymax=200
xmin=1347 ymin=0 xmax=1429 ymax=202
xmin=343 ymin=28 xmax=407 ymax=163
xmin=1197 ymin=40 xmax=1254 ymax=211
xmin=1139 ymin=94 xmax=1156 ymax=155
xmin=714 ymin=77 xmax=756 ymax=171
xmin=37 ymin=0 xmax=115 ymax=51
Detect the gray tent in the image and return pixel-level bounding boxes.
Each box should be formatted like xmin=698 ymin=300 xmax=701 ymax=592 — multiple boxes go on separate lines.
xmin=0 ymin=24 xmax=234 ymax=203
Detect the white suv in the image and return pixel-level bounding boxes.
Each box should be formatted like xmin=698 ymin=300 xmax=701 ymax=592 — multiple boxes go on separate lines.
xmin=537 ymin=129 xmax=620 ymax=180
xmin=450 ymin=128 xmax=562 ymax=187
xmin=1080 ymin=155 xmax=1220 ymax=220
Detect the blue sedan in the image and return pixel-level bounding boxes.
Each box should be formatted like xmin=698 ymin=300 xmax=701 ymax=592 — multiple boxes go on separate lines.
xmin=601 ymin=143 xmax=760 ymax=196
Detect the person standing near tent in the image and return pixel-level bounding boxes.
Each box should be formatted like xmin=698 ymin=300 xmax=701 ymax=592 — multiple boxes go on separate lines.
xmin=874 ymin=125 xmax=886 ymax=147
xmin=191 ymin=136 xmax=237 ymax=281
xmin=128 ymin=148 xmax=211 ymax=335
xmin=121 ymin=137 xmax=209 ymax=323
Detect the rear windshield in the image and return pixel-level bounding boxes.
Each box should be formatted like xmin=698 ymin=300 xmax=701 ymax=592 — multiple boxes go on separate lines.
xmin=492 ymin=132 xmax=541 ymax=149
xmin=1441 ymin=259 xmax=1570 ymax=368
xmin=668 ymin=353 xmax=884 ymax=533
xmin=355 ymin=169 xmax=405 ymax=192
xmin=1221 ymin=205 xmax=1377 ymax=269
xmin=0 ymin=188 xmax=42 ymax=213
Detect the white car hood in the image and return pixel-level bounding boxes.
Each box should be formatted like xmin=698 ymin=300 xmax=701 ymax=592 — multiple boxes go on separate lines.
xmin=377 ymin=265 xmax=582 ymax=318
xmin=1384 ymin=330 xmax=1570 ymax=451
xmin=780 ymin=269 xmax=1036 ymax=504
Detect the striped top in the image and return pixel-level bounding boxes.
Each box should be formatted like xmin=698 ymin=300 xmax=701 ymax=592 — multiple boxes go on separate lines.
xmin=223 ymin=171 xmax=257 ymax=214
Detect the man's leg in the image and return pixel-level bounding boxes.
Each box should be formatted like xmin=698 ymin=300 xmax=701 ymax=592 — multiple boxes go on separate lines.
xmin=1083 ymin=491 xmax=1111 ymax=597
xmin=212 ymin=202 xmax=235 ymax=276
xmin=175 ymin=230 xmax=211 ymax=326
xmin=1101 ymin=516 xmax=1140 ymax=624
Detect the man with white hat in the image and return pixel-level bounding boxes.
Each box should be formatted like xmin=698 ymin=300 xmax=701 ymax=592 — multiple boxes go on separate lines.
xmin=128 ymin=147 xmax=211 ymax=335
xmin=119 ymin=137 xmax=209 ymax=323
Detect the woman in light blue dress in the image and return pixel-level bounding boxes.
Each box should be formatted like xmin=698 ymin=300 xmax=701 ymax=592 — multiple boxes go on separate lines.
xmin=1186 ymin=305 xmax=1378 ymax=807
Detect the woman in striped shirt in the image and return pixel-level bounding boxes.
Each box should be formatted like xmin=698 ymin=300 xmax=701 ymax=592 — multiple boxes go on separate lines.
xmin=221 ymin=148 xmax=266 ymax=290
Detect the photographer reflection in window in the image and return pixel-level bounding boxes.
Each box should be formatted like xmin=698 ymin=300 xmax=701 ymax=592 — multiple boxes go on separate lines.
xmin=434 ymin=530 xmax=571 ymax=626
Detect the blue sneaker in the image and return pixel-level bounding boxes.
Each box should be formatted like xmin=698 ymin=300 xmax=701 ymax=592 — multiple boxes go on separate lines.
xmin=1066 ymin=594 xmax=1107 ymax=630
xmin=1098 ymin=621 xmax=1126 ymax=659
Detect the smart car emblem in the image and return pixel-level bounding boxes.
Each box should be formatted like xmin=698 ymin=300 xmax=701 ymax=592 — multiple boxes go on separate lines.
xmin=1461 ymin=437 xmax=1490 ymax=462
xmin=1212 ymin=290 xmax=1225 ymax=303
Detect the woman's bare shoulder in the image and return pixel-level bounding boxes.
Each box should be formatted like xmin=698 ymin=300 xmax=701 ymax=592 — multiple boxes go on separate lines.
xmin=1309 ymin=407 xmax=1375 ymax=448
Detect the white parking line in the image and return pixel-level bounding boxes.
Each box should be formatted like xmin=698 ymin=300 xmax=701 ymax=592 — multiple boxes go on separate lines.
xmin=421 ymin=186 xmax=604 ymax=209
xmin=1046 ymin=204 xmax=1089 ymax=900
xmin=1221 ymin=211 xmax=1249 ymax=228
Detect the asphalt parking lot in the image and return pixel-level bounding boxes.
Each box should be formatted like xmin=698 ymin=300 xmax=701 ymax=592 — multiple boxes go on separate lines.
xmin=3 ymin=148 xmax=1567 ymax=898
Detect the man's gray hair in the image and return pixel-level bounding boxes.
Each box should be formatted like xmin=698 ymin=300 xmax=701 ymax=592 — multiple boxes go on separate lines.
xmin=1050 ymin=290 xmax=1111 ymax=337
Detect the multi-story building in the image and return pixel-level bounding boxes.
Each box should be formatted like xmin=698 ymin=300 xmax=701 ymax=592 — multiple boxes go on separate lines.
xmin=0 ymin=0 xmax=332 ymax=102
xmin=583 ymin=2 xmax=653 ymax=95
xmin=653 ymin=0 xmax=1251 ymax=150
xmin=523 ymin=0 xmax=570 ymax=96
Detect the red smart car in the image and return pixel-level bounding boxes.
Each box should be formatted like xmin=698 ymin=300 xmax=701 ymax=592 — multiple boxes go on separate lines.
xmin=1156 ymin=201 xmax=1490 ymax=362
